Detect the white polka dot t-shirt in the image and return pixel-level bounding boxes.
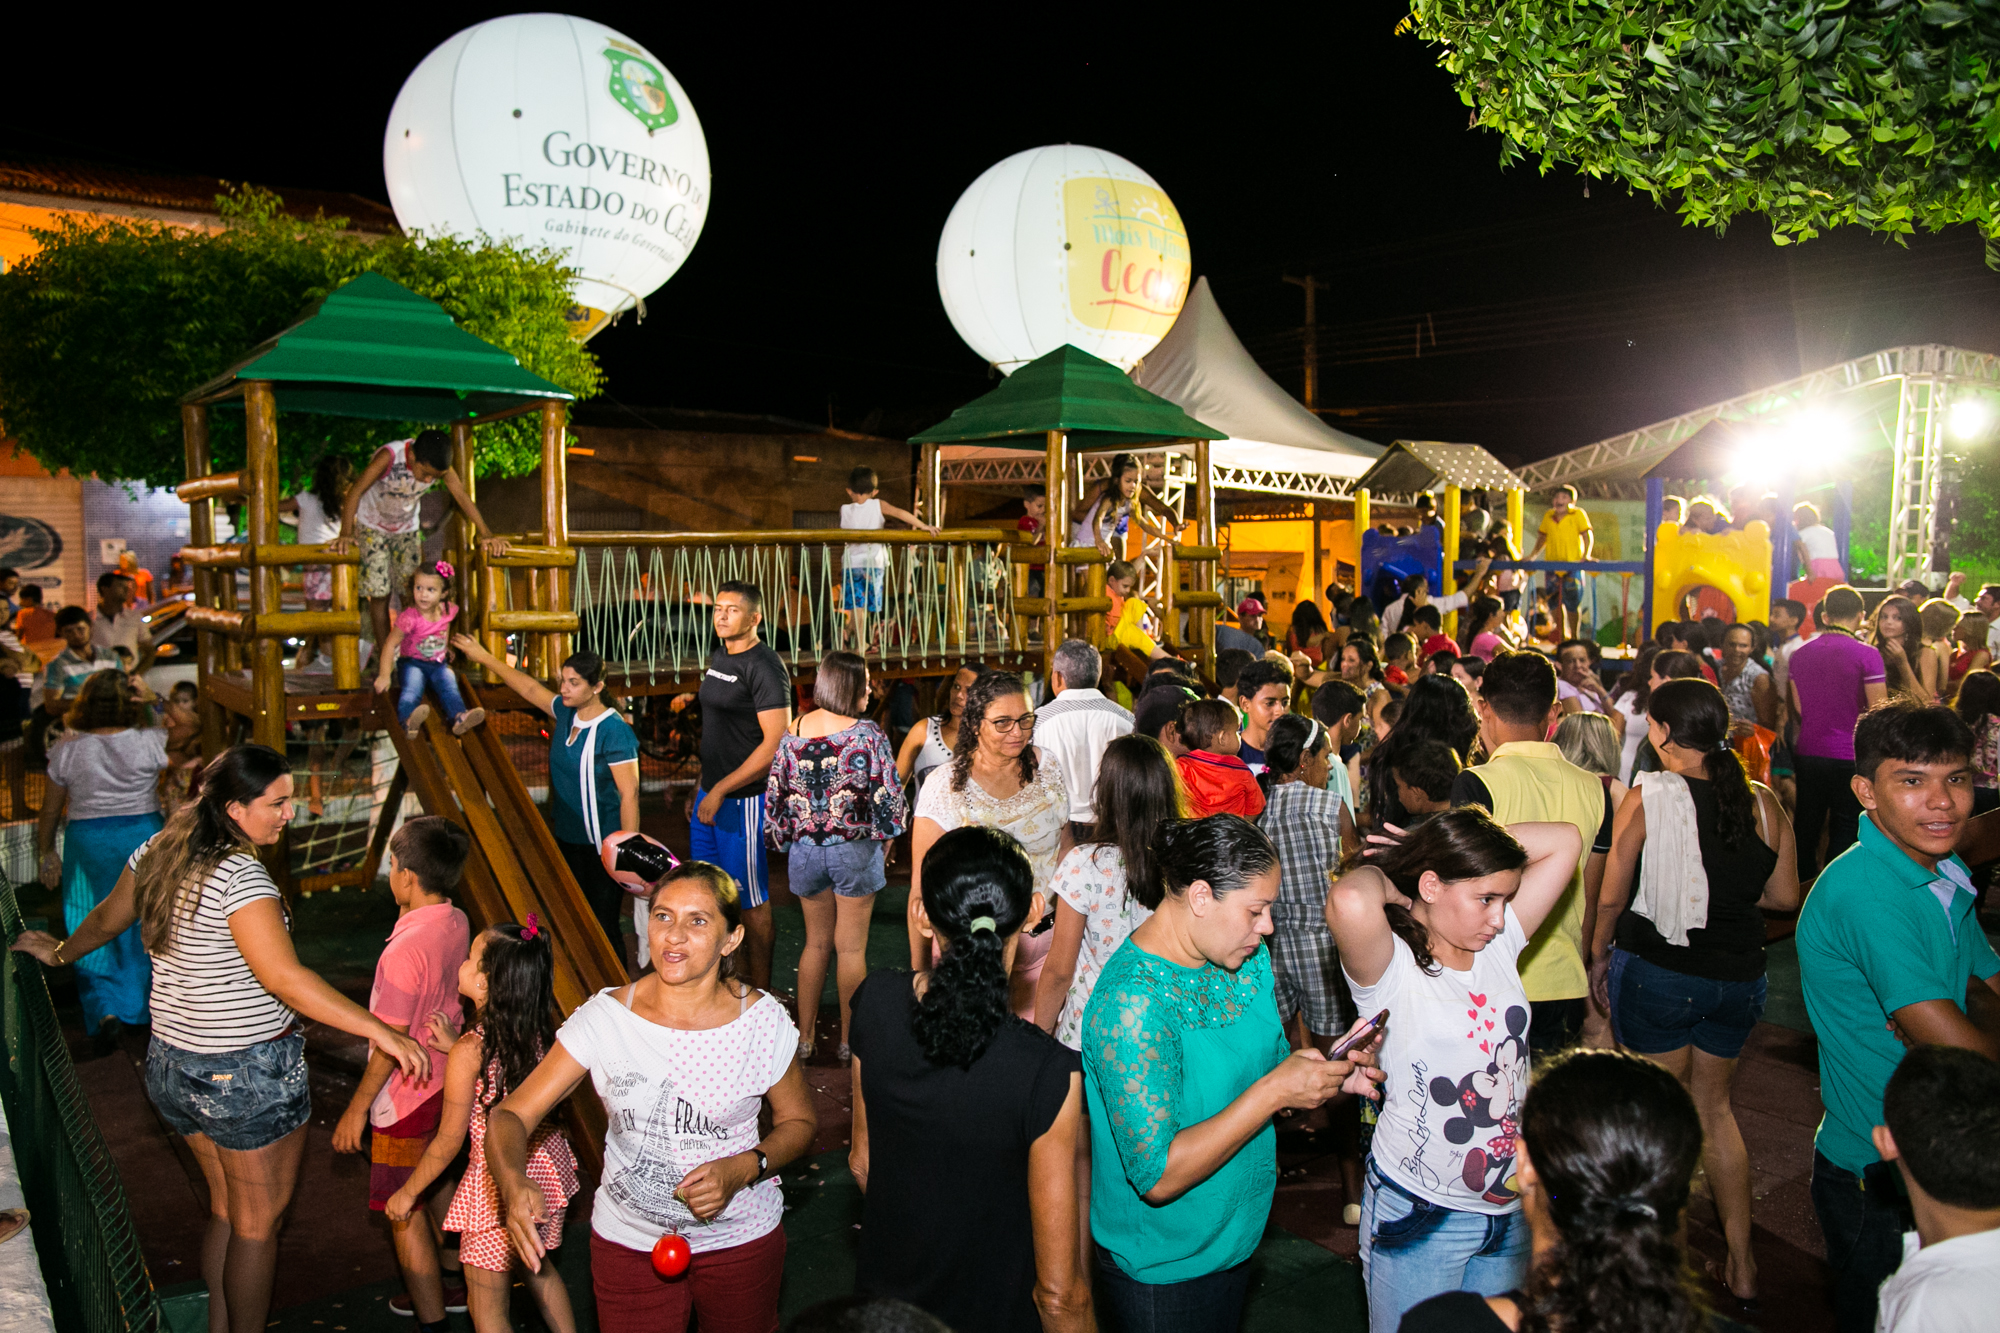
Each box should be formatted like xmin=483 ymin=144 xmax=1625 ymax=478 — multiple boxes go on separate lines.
xmin=556 ymin=985 xmax=798 ymax=1254
xmin=1047 ymin=843 xmax=1153 ymax=1050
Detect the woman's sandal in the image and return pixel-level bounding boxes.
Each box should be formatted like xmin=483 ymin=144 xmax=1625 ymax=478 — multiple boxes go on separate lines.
xmin=451 ymin=707 xmax=486 ymax=737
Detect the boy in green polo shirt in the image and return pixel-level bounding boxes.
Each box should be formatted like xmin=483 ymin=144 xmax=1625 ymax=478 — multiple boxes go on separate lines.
xmin=1797 ymin=700 xmax=2000 ymax=1333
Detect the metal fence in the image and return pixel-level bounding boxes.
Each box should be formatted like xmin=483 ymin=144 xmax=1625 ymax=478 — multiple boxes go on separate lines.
xmin=568 ymin=537 xmax=1020 ymax=683
xmin=0 ymin=880 xmax=162 ymax=1333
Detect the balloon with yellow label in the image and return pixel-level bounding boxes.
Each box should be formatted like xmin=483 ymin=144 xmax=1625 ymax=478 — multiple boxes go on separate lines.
xmin=937 ymin=145 xmax=1190 ymax=374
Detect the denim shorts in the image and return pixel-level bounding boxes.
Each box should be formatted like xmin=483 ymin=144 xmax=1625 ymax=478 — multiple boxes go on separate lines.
xmin=145 ymin=1030 xmax=311 ymax=1150
xmin=1608 ymin=948 xmax=1766 ymax=1059
xmin=787 ymin=839 xmax=886 ymax=898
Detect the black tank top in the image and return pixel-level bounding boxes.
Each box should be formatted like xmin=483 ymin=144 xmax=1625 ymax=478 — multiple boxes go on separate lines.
xmin=1617 ymin=776 xmax=1778 ymax=982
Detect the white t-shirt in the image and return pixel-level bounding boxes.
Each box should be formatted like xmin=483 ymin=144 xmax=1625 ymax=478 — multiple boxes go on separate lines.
xmin=1048 ymin=844 xmax=1153 ymax=1049
xmin=1796 ymin=523 xmax=1839 ymax=563
xmin=126 ymin=839 xmax=296 ymax=1053
xmin=840 ymin=497 xmax=888 ymax=570
xmin=91 ymin=606 xmax=152 ymax=659
xmin=294 ymin=489 xmax=341 ymax=546
xmin=353 ymin=439 xmax=434 ymax=536
xmin=556 ymin=986 xmax=797 ymax=1254
xmin=1875 ymin=1225 xmax=2000 ymax=1332
xmin=48 ymin=728 xmax=168 ymax=820
xmin=1346 ymin=905 xmax=1531 ymax=1216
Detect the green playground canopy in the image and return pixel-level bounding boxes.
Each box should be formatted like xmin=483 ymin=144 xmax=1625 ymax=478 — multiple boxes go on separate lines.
xmin=183 ymin=272 xmax=573 ymax=422
xmin=910 ymin=344 xmax=1224 ymax=449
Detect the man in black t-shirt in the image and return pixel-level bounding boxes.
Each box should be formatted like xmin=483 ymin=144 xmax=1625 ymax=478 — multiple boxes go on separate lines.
xmin=693 ymin=580 xmax=792 ymax=989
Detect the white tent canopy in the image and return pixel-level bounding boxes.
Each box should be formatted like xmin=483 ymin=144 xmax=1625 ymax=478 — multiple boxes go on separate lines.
xmin=1131 ymin=276 xmax=1383 ymax=480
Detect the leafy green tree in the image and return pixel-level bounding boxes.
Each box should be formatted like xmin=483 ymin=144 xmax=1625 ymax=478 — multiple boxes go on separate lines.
xmin=0 ymin=188 xmax=601 ymax=489
xmin=1402 ymin=1 xmax=2000 ymax=253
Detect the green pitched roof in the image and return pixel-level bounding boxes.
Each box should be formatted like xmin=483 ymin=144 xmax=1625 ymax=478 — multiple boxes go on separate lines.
xmin=184 ymin=272 xmax=573 ymax=422
xmin=910 ymin=344 xmax=1223 ymax=448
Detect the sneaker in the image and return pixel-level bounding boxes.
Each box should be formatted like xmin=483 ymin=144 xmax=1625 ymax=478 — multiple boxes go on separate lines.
xmin=451 ymin=707 xmax=486 ymax=737
xmin=405 ymin=704 xmax=432 ymax=738
xmin=387 ymin=1284 xmax=469 ymax=1318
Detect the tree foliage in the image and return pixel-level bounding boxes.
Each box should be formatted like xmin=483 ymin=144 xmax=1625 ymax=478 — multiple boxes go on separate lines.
xmin=0 ymin=188 xmax=603 ymax=490
xmin=1402 ymin=1 xmax=2000 ymax=254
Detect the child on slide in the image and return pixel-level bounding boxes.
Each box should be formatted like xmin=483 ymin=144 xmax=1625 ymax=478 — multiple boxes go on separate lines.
xmin=376 ymin=561 xmax=484 ymax=739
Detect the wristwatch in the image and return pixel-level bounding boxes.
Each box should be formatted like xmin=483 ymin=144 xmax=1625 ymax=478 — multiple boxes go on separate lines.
xmin=749 ymin=1147 xmax=769 ymax=1182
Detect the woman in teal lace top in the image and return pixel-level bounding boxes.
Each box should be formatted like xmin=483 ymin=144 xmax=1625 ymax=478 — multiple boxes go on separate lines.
xmin=1081 ymin=815 xmax=1384 ymax=1332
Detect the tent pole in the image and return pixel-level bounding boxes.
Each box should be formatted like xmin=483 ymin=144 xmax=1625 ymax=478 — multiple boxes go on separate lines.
xmin=1044 ymin=430 xmax=1067 ymax=682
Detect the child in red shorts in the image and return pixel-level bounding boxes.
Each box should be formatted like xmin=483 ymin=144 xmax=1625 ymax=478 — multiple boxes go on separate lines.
xmin=390 ymin=917 xmax=579 ymax=1333
xmin=332 ymin=816 xmax=473 ymax=1326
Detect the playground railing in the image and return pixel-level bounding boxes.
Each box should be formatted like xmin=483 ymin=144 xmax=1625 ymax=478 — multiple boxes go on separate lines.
xmin=489 ymin=530 xmax=1027 ymax=685
xmin=0 ymin=880 xmax=163 ymax=1333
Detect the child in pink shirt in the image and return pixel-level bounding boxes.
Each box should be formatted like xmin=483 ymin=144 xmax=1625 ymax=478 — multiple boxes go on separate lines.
xmin=331 ymin=816 xmax=474 ymax=1322
xmin=375 ymin=561 xmax=484 ymax=738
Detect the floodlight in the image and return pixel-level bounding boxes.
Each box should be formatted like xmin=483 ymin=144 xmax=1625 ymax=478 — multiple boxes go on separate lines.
xmin=1950 ymin=398 xmax=1992 ymax=442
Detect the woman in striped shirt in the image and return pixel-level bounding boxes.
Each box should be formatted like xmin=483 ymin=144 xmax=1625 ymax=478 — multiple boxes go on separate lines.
xmin=13 ymin=744 xmax=431 ymax=1333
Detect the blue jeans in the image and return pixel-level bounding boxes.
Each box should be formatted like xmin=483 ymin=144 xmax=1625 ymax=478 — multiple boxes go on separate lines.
xmin=394 ymin=657 xmax=469 ymax=727
xmin=1359 ymin=1159 xmax=1529 ymax=1333
xmin=1094 ymin=1245 xmax=1251 ymax=1333
xmin=146 ymin=1030 xmax=310 ymax=1151
xmin=1811 ymin=1151 xmax=1911 ymax=1333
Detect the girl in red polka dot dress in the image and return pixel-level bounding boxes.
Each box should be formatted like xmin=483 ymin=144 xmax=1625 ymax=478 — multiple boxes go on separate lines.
xmin=388 ymin=918 xmax=578 ymax=1333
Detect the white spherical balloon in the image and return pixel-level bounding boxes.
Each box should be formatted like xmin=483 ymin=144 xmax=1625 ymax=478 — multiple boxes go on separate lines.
xmin=937 ymin=145 xmax=1190 ymax=374
xmin=384 ymin=14 xmax=710 ymax=338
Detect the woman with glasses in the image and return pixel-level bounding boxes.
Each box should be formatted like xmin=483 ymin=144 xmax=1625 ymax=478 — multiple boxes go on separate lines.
xmin=908 ymin=671 xmax=1072 ymax=1019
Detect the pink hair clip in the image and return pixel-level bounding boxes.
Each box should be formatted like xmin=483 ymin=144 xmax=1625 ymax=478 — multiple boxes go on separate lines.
xmin=435 ymin=560 xmax=455 ymax=579
xmin=521 ymin=912 xmax=540 ymax=940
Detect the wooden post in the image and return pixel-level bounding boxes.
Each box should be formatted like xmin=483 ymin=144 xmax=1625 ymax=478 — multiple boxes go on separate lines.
xmin=330 ymin=558 xmax=360 ymax=691
xmin=919 ymin=442 xmax=943 ymax=528
xmin=1442 ymin=483 xmax=1462 ymax=640
xmin=541 ymin=402 xmax=571 ymax=671
xmin=1353 ymin=488 xmax=1371 ymax=595
xmin=243 ymin=382 xmax=285 ymax=752
xmin=451 ymin=422 xmax=476 ymax=621
xmin=1043 ymin=430 xmax=1067 ymax=681
xmin=182 ymin=404 xmax=228 ymax=759
xmin=1194 ymin=437 xmax=1215 ymax=677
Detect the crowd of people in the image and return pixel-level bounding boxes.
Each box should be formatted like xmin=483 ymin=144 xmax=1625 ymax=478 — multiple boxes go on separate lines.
xmin=11 ymin=506 xmax=2000 ymax=1333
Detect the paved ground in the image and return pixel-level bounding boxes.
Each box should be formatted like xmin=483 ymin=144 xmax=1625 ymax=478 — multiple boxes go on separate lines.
xmin=27 ymin=797 xmax=1996 ymax=1333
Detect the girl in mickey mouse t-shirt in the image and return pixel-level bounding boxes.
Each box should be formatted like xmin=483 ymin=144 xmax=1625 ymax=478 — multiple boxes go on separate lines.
xmin=1326 ymin=808 xmax=1582 ymax=1333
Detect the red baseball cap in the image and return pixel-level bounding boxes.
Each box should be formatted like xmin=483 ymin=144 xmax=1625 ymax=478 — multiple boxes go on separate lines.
xmin=1236 ymin=597 xmax=1266 ymax=618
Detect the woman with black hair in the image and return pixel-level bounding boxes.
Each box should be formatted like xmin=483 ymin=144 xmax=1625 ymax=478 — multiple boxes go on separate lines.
xmin=1399 ymin=1050 xmax=1709 ymax=1333
xmin=1325 ymin=809 xmax=1583 ymax=1333
xmin=1588 ymin=678 xmax=1798 ymax=1314
xmin=1461 ymin=596 xmax=1509 ymax=662
xmin=455 ymin=637 xmax=641 ymax=965
xmin=1083 ymin=815 xmax=1383 ymax=1333
xmin=1035 ymin=734 xmax=1184 ymax=1046
xmin=848 ymin=826 xmax=1091 ymax=1333
xmin=1366 ymin=674 xmax=1480 ymax=830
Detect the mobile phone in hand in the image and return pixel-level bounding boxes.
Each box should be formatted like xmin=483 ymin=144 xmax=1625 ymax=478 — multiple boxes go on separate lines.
xmin=1328 ymin=1009 xmax=1389 ymax=1061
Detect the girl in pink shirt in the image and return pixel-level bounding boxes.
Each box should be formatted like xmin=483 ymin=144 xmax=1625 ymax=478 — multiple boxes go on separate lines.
xmin=375 ymin=563 xmax=484 ymax=738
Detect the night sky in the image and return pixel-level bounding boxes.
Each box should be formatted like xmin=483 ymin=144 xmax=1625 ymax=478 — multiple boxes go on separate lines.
xmin=9 ymin=3 xmax=2000 ymax=464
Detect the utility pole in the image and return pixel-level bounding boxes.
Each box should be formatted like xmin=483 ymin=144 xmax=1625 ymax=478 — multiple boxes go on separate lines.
xmin=1282 ymin=274 xmax=1328 ymax=412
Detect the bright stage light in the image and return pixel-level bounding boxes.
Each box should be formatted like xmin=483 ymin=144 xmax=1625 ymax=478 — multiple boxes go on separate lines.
xmin=1951 ymin=398 xmax=1993 ymax=442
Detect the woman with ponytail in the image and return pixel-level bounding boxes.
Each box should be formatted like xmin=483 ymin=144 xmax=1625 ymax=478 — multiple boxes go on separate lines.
xmin=1400 ymin=1050 xmax=1708 ymax=1333
xmin=847 ymin=826 xmax=1091 ymax=1333
xmin=1325 ymin=809 xmax=1583 ymax=1333
xmin=1084 ymin=815 xmax=1383 ymax=1333
xmin=1588 ymin=677 xmax=1798 ymax=1315
xmin=12 ymin=744 xmax=432 ymax=1333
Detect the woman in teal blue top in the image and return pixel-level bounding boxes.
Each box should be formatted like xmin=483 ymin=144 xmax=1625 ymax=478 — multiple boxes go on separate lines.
xmin=1081 ymin=814 xmax=1383 ymax=1333
xmin=453 ymin=638 xmax=641 ymax=962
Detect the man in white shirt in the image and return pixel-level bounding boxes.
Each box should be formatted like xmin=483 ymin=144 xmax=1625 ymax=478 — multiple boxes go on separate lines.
xmin=1382 ymin=557 xmax=1492 ymax=637
xmin=1034 ymin=639 xmax=1132 ymax=839
xmin=89 ymin=571 xmax=154 ymax=673
xmin=1871 ymin=1045 xmax=2000 ymax=1333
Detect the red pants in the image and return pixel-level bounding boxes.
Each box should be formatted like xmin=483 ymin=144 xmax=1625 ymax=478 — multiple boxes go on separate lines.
xmin=590 ymin=1225 xmax=786 ymax=1333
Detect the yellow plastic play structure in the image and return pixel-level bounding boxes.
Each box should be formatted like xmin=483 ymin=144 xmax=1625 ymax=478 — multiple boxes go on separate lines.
xmin=1650 ymin=520 xmax=1772 ymax=632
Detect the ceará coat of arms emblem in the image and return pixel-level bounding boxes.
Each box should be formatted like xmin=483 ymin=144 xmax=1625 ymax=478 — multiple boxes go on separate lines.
xmin=604 ymin=44 xmax=678 ymax=133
